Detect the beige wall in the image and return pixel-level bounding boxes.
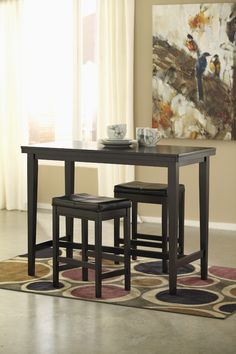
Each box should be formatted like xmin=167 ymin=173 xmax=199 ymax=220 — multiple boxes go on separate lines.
xmin=38 ymin=0 xmax=236 ymax=226
xmin=38 ymin=165 xmax=98 ymax=204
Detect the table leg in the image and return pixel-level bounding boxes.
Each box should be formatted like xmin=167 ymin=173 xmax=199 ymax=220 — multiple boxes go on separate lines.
xmin=65 ymin=161 xmax=75 ymax=257
xmin=199 ymin=157 xmax=209 ymax=279
xmin=168 ymin=162 xmax=179 ymax=294
xmin=27 ymin=153 xmax=38 ymax=276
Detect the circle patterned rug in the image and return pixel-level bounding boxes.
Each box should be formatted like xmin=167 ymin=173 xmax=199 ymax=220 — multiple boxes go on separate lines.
xmin=0 ymin=248 xmax=236 ymax=319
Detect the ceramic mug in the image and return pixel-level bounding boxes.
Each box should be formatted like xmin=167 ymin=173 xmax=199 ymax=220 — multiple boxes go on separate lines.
xmin=136 ymin=127 xmax=145 ymax=145
xmin=143 ymin=128 xmax=161 ymax=147
xmin=107 ymin=124 xmax=127 ymax=140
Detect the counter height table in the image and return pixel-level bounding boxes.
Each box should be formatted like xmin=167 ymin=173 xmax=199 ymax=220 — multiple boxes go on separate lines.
xmin=21 ymin=141 xmax=216 ymax=294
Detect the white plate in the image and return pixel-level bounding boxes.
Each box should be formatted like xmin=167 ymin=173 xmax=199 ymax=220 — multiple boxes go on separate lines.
xmin=100 ymin=139 xmax=136 ymax=148
xmin=101 ymin=139 xmax=133 ymax=145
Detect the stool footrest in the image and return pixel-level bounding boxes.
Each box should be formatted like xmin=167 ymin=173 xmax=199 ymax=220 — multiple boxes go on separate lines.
xmin=101 ymin=269 xmax=125 ymax=279
xmin=58 ymin=241 xmax=81 ymax=249
xmin=118 ymin=234 xmax=163 ymax=243
xmin=58 ymin=257 xmax=100 ymax=271
xmin=59 ymin=241 xmax=125 ymax=255
xmin=176 ymin=251 xmax=202 ymax=268
xmin=132 ymin=249 xmax=168 ymax=259
xmin=136 ymin=233 xmax=163 ymax=242
xmin=87 ymin=250 xmax=126 ymax=263
xmin=34 ymin=240 xmax=53 ymax=251
xmin=131 ymin=239 xmax=163 ymax=248
xmin=58 ymin=257 xmax=127 ymax=279
xmin=58 ymin=257 xmax=82 ymax=268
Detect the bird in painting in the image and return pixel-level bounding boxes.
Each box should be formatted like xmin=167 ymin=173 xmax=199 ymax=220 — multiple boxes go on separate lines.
xmin=209 ymin=54 xmax=221 ymax=77
xmin=226 ymin=10 xmax=236 ymax=43
xmin=195 ymin=52 xmax=210 ymax=101
xmin=186 ymin=34 xmax=199 ymax=56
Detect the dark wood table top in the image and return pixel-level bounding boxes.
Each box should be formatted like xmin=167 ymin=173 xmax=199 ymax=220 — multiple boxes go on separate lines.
xmin=21 ymin=141 xmax=216 ymax=167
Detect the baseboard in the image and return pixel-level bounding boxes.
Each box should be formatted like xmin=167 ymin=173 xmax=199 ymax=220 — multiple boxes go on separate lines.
xmin=141 ymin=216 xmax=236 ymax=231
xmin=38 ymin=203 xmax=52 ymax=210
xmin=37 ymin=203 xmax=236 ymax=231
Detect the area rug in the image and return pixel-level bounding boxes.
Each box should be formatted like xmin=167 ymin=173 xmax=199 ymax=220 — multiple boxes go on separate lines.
xmin=0 ymin=248 xmax=236 ymax=319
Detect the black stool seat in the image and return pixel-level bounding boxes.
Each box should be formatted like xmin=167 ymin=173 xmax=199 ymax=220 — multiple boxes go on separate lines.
xmin=114 ymin=181 xmax=185 ymax=273
xmin=52 ymin=193 xmax=131 ymax=211
xmin=114 ymin=181 xmax=185 ymax=197
xmin=52 ymin=193 xmax=131 ymax=298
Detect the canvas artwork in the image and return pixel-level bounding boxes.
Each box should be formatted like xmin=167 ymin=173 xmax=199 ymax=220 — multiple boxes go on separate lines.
xmin=152 ymin=3 xmax=236 ymax=140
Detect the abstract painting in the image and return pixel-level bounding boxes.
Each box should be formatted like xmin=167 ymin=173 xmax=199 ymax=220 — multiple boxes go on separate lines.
xmin=152 ymin=3 xmax=236 ymax=140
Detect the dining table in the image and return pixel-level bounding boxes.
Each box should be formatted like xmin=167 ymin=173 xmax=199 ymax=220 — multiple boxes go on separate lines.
xmin=21 ymin=140 xmax=216 ymax=295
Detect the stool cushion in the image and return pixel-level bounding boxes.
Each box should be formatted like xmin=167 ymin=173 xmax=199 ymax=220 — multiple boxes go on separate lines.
xmin=52 ymin=193 xmax=131 ymax=212
xmin=114 ymin=181 xmax=185 ymax=196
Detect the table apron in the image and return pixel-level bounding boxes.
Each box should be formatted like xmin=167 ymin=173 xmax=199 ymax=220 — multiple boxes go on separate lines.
xmin=28 ymin=152 xmax=206 ymax=168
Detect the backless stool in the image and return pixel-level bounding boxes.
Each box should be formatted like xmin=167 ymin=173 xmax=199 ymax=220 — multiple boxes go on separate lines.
xmin=114 ymin=181 xmax=185 ymax=273
xmin=52 ymin=193 xmax=131 ymax=298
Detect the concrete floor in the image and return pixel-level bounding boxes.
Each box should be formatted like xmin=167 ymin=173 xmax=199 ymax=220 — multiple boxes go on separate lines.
xmin=0 ymin=209 xmax=236 ymax=354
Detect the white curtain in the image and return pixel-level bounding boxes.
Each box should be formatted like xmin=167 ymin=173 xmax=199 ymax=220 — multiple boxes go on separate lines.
xmin=97 ymin=0 xmax=135 ymax=196
xmin=0 ymin=0 xmax=27 ymax=210
xmin=0 ymin=0 xmax=83 ymax=210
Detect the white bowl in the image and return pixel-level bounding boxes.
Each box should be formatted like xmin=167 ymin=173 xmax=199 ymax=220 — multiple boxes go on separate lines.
xmin=107 ymin=124 xmax=127 ymax=140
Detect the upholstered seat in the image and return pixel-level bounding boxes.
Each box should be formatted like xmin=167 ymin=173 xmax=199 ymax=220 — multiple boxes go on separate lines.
xmin=114 ymin=181 xmax=185 ymax=196
xmin=52 ymin=193 xmax=131 ymax=211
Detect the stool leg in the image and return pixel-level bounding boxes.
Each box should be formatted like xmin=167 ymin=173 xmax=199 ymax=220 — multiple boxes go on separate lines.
xmin=131 ymin=202 xmax=138 ymax=261
xmin=114 ymin=217 xmax=120 ymax=265
xmin=65 ymin=216 xmax=74 ymax=258
xmin=178 ymin=189 xmax=185 ymax=256
xmin=95 ymin=218 xmax=102 ymax=298
xmin=162 ymin=202 xmax=168 ymax=274
xmin=124 ymin=208 xmax=131 ymax=291
xmin=65 ymin=160 xmax=74 ymax=258
xmin=53 ymin=206 xmax=60 ymax=287
xmin=82 ymin=219 xmax=88 ymax=281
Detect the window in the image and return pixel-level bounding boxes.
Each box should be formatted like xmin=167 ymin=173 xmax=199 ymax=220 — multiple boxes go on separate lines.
xmin=21 ymin=0 xmax=97 ymax=144
xmin=81 ymin=0 xmax=98 ymax=141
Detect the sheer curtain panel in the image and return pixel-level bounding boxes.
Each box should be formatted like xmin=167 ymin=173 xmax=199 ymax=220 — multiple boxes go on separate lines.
xmin=0 ymin=0 xmax=83 ymax=210
xmin=97 ymin=0 xmax=135 ymax=196
xmin=0 ymin=0 xmax=27 ymax=210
